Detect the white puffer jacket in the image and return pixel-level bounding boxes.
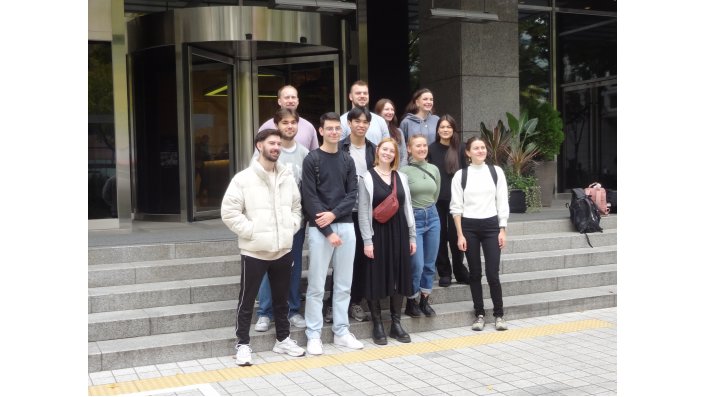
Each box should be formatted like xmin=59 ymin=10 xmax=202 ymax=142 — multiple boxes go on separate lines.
xmin=221 ymin=158 xmax=302 ymax=259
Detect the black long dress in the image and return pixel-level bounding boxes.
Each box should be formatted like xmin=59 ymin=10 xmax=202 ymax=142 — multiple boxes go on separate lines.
xmin=363 ymin=171 xmax=413 ymax=300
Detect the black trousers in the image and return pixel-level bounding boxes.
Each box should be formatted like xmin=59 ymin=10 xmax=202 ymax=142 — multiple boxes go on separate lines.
xmin=460 ymin=216 xmax=504 ymax=318
xmin=435 ymin=199 xmax=469 ymax=281
xmin=236 ymin=253 xmax=292 ymax=344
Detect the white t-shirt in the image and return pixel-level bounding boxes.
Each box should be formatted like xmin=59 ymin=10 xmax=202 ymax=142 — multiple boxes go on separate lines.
xmin=258 ymin=117 xmax=319 ymax=151
xmin=340 ymin=111 xmax=389 ymax=145
xmin=348 ymin=143 xmax=368 ymax=211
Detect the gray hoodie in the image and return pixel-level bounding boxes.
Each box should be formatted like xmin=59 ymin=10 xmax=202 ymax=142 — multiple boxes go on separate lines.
xmin=399 ymin=113 xmax=440 ymax=145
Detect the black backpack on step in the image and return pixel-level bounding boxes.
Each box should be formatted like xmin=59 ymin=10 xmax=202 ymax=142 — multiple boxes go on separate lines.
xmin=567 ymin=188 xmax=603 ymax=247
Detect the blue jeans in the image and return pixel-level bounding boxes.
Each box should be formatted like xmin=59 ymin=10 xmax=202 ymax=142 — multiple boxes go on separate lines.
xmin=305 ymin=223 xmax=356 ymax=339
xmin=410 ymin=205 xmax=441 ymax=298
xmin=256 ymin=226 xmax=306 ymax=319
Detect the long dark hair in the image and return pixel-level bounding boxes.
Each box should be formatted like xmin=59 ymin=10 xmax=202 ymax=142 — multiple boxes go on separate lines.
xmin=436 ymin=114 xmax=461 ymax=174
xmin=404 ymin=88 xmax=434 ymax=116
xmin=374 ymin=98 xmax=402 ymax=144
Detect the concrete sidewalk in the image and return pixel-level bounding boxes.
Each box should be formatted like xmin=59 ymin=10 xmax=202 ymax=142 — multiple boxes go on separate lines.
xmin=89 ymin=307 xmax=617 ymax=396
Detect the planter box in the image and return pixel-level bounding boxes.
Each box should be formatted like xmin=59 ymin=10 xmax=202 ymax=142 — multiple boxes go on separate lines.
xmin=535 ymin=160 xmax=557 ymax=207
xmin=509 ymin=189 xmax=527 ymax=213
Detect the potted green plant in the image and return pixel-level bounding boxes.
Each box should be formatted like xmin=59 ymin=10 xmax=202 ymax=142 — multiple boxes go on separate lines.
xmin=480 ymin=112 xmax=542 ymax=213
xmin=521 ymin=96 xmax=565 ymax=206
xmin=505 ymin=170 xmax=541 ymax=213
xmin=479 ymin=119 xmax=510 ymax=166
xmin=505 ymin=111 xmax=542 ymax=213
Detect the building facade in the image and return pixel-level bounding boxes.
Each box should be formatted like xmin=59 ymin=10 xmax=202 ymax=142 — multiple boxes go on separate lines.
xmin=88 ymin=0 xmax=616 ymax=227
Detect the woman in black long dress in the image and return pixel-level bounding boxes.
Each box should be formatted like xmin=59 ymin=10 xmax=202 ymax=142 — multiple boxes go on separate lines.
xmin=357 ymin=138 xmax=417 ymax=344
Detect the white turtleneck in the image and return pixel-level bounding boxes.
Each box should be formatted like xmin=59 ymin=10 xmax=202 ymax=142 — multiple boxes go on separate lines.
xmin=449 ymin=163 xmax=509 ymax=227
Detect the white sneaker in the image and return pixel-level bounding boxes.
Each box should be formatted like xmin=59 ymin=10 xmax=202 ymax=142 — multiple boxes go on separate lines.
xmin=307 ymin=338 xmax=324 ymax=355
xmin=495 ymin=317 xmax=508 ymax=331
xmin=254 ymin=316 xmax=270 ymax=332
xmin=334 ymin=333 xmax=364 ymax=350
xmin=289 ymin=314 xmax=306 ymax=328
xmin=235 ymin=344 xmax=252 ymax=366
xmin=472 ymin=315 xmax=485 ymax=331
xmin=273 ymin=337 xmax=306 ymax=357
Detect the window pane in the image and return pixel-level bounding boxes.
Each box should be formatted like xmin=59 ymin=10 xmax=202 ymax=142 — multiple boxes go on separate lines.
xmin=556 ymin=0 xmax=617 ymax=12
xmin=88 ymin=41 xmax=115 ymax=219
xmin=558 ymin=13 xmax=616 ymax=83
xmin=519 ymin=11 xmax=551 ymax=104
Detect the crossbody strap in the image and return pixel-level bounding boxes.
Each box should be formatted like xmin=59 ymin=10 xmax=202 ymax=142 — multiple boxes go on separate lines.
xmin=409 ymin=163 xmax=436 ymax=182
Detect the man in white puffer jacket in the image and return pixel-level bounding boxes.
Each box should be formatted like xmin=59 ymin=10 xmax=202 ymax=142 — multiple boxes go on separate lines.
xmin=221 ymin=129 xmax=305 ymax=366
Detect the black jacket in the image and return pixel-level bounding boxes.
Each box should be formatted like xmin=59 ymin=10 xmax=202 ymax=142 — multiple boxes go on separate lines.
xmin=338 ymin=136 xmax=376 ymax=170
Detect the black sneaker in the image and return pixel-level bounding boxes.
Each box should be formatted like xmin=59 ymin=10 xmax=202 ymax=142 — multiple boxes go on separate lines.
xmin=439 ymin=276 xmax=451 ymax=287
xmin=348 ymin=303 xmax=369 ymax=322
xmin=419 ymin=295 xmax=436 ymax=317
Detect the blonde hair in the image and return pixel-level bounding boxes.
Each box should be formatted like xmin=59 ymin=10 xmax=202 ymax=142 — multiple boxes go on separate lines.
xmin=374 ymin=138 xmax=400 ymax=170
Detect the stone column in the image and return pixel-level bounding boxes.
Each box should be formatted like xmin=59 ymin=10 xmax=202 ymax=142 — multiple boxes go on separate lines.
xmin=419 ymin=0 xmax=519 ymax=141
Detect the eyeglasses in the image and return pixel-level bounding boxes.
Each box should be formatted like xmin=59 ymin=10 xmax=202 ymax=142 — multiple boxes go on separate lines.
xmin=323 ymin=126 xmax=343 ymax=132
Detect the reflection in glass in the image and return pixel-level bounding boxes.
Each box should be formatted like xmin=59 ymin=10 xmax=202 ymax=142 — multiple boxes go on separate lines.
xmin=562 ymin=89 xmax=592 ymax=189
xmin=556 ymin=0 xmax=617 ymax=12
xmin=88 ymin=41 xmax=115 ymax=219
xmin=132 ymin=46 xmax=180 ymax=215
xmin=258 ymin=61 xmax=336 ymax=137
xmin=519 ymin=11 xmax=551 ymax=104
xmin=518 ymin=0 xmax=551 ymax=7
xmin=191 ymin=54 xmax=232 ymax=214
xmin=558 ymin=12 xmax=616 ymax=84
xmin=597 ymin=83 xmax=616 ymax=189
xmin=560 ymin=82 xmax=616 ymax=190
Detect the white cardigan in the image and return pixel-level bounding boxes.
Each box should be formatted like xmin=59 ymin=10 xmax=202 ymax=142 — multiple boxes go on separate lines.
xmin=357 ymin=170 xmax=416 ymax=246
xmin=221 ymin=159 xmax=302 ymax=260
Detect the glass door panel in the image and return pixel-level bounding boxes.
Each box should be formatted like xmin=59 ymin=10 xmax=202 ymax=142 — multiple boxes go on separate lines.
xmin=190 ymin=53 xmax=233 ymax=217
xmin=257 ymin=56 xmax=339 ymax=139
xmin=88 ymin=41 xmax=116 ymax=219
xmin=560 ymin=78 xmax=616 ymax=191
xmin=597 ymin=82 xmax=617 ymax=189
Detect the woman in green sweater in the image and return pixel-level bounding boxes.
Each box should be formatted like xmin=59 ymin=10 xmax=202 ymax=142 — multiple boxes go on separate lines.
xmin=400 ymin=134 xmax=442 ymax=317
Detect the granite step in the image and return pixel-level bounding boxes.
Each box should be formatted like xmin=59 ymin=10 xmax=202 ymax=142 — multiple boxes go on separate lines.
xmin=88 ymin=216 xmax=617 ymax=266
xmin=88 ymin=284 xmax=617 ymax=372
xmin=88 ymin=263 xmax=616 ymax=341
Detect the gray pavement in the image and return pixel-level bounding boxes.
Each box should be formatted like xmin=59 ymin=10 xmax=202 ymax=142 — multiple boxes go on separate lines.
xmin=88 ymin=307 xmax=617 ymax=396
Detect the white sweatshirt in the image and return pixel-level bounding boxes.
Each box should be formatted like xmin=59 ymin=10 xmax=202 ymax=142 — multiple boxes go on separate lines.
xmin=449 ymin=163 xmax=509 ymax=227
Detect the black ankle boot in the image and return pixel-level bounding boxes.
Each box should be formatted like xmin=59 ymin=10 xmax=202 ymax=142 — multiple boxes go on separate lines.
xmin=369 ymin=300 xmax=387 ymax=345
xmin=419 ymin=294 xmax=436 ymax=317
xmin=389 ymin=294 xmax=411 ymax=343
xmin=404 ymin=297 xmax=421 ymax=318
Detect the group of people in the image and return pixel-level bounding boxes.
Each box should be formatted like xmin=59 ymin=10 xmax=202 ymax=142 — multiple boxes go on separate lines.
xmin=220 ymin=81 xmax=510 ymax=366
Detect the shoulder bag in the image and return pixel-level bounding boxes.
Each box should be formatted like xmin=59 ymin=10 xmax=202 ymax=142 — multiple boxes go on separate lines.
xmin=373 ymin=172 xmax=399 ymax=223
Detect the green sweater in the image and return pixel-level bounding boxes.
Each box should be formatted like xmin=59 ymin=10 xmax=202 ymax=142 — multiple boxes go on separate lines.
xmin=399 ymin=159 xmax=441 ymax=209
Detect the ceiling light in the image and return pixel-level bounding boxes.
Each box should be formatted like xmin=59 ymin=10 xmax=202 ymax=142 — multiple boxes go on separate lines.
xmin=270 ymin=0 xmax=356 ymax=14
xmin=429 ymin=8 xmax=499 ymax=22
xmin=429 ymin=0 xmax=499 ymax=23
